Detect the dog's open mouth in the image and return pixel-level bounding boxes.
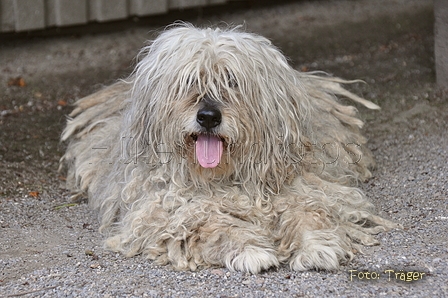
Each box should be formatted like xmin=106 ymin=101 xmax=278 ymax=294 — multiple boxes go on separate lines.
xmin=191 ymin=133 xmax=224 ymax=168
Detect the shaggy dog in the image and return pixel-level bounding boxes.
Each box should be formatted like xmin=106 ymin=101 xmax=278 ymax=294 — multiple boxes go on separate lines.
xmin=61 ymin=24 xmax=400 ymax=273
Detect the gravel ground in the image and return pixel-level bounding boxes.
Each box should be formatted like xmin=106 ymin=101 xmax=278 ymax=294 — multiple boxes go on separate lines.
xmin=1 ymin=0 xmax=447 ymax=297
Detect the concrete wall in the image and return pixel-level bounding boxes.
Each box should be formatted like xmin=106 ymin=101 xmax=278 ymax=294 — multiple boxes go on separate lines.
xmin=434 ymin=0 xmax=448 ymax=90
xmin=0 ymin=0 xmax=227 ymax=32
xmin=2 ymin=1 xmax=446 ymax=90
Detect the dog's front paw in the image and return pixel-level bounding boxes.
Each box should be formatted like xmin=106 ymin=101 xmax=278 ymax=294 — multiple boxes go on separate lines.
xmin=290 ymin=230 xmax=352 ymax=271
xmin=226 ymin=246 xmax=279 ymax=274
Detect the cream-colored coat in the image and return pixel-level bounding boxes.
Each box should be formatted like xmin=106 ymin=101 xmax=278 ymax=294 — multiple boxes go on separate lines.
xmin=60 ymin=24 xmax=401 ymax=273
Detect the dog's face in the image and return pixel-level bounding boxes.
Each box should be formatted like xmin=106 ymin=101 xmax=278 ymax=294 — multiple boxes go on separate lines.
xmin=125 ymin=25 xmax=307 ymax=190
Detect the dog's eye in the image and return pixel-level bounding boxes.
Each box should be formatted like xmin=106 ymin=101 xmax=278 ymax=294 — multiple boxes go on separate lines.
xmin=186 ymin=76 xmax=197 ymax=87
xmin=227 ymin=72 xmax=238 ymax=88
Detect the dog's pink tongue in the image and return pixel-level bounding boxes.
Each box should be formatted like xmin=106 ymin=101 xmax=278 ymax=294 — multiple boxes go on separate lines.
xmin=195 ymin=134 xmax=223 ymax=168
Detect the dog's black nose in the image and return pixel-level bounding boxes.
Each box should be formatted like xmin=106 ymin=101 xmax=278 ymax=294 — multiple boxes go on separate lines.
xmin=197 ymin=107 xmax=222 ymax=129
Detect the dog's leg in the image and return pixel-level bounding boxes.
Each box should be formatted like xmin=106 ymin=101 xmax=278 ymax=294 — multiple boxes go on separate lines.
xmin=276 ymin=203 xmax=402 ymax=270
xmin=191 ymin=213 xmax=279 ymax=274
xmin=289 ymin=229 xmax=353 ymax=271
xmin=341 ymin=212 xmax=402 ymax=246
xmin=276 ymin=208 xmax=353 ymax=271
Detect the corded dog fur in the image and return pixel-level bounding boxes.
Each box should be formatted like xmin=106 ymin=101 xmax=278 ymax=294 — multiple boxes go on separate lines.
xmin=60 ymin=24 xmax=401 ymax=273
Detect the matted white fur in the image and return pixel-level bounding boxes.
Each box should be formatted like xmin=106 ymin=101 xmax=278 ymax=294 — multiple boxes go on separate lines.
xmin=60 ymin=23 xmax=401 ymax=273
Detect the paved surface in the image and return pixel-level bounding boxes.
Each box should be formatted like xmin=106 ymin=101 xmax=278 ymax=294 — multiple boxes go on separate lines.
xmin=1 ymin=0 xmax=447 ymax=297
